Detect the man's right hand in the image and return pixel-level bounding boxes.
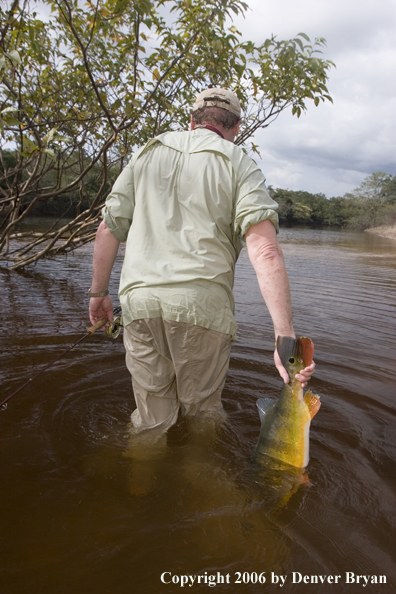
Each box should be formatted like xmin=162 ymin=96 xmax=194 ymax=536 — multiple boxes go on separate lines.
xmin=89 ymin=220 xmax=120 ymax=328
xmin=89 ymin=295 xmax=114 ymax=326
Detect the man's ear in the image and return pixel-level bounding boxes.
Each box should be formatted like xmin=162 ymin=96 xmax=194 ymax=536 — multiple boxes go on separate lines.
xmin=190 ymin=114 xmax=196 ymax=130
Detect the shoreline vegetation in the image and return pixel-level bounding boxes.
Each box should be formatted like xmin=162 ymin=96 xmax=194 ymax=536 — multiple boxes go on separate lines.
xmin=270 ymin=172 xmax=396 ymax=232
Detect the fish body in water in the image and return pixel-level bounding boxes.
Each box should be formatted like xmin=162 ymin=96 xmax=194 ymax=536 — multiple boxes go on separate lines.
xmin=256 ymin=336 xmax=320 ymax=468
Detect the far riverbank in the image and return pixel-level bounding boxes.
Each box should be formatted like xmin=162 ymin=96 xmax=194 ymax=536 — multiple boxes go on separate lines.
xmin=365 ymin=223 xmax=396 ymax=240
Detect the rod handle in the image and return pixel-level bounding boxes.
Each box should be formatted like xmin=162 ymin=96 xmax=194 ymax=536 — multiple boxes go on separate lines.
xmin=87 ymin=316 xmax=110 ymax=334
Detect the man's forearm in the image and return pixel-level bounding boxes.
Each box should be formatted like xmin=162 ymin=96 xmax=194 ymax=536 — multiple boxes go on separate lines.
xmin=246 ymin=220 xmax=294 ymax=339
xmin=91 ymin=221 xmax=120 ymax=292
xmin=252 ymin=249 xmax=294 ymax=339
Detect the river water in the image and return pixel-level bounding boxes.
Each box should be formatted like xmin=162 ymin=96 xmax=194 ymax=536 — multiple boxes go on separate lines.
xmin=1 ymin=226 xmax=395 ymax=594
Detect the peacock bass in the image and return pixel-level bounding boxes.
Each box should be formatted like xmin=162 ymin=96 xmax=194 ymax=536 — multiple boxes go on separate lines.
xmin=256 ymin=336 xmax=320 ymax=468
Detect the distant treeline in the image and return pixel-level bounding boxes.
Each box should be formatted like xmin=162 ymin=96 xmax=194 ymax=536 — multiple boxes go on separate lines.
xmin=270 ymin=172 xmax=396 ymax=229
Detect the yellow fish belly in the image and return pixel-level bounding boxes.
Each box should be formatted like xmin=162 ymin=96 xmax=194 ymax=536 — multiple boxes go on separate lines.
xmin=256 ymin=386 xmax=313 ymax=468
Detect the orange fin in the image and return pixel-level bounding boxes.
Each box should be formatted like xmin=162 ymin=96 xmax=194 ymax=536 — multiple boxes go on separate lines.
xmin=304 ymin=390 xmax=321 ymax=419
xmin=297 ymin=337 xmax=314 ymax=367
xmin=299 ymin=473 xmax=311 ymax=487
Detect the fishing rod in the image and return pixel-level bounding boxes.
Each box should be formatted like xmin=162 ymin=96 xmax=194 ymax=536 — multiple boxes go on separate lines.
xmin=0 ymin=307 xmax=123 ymax=410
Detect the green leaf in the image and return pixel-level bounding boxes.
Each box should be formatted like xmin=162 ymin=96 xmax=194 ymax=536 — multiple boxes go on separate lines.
xmin=111 ymin=98 xmax=122 ymax=110
xmin=1 ymin=107 xmax=19 ymax=115
xmin=2 ymin=116 xmax=22 ymax=126
xmin=42 ymin=148 xmax=56 ymax=159
xmin=54 ymin=134 xmax=70 ymax=143
xmin=125 ymin=102 xmax=135 ymax=118
xmin=42 ymin=127 xmax=58 ymax=146
xmin=22 ymin=135 xmax=38 ymax=152
xmin=235 ymin=63 xmax=245 ymax=77
xmin=8 ymin=50 xmax=21 ymax=65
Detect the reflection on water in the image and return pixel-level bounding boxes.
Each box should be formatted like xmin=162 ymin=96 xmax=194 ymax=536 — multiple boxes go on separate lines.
xmin=1 ymin=225 xmax=396 ymax=593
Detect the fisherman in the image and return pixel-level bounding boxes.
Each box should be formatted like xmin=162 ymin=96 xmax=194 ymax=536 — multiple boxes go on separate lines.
xmin=89 ymin=88 xmax=315 ymax=435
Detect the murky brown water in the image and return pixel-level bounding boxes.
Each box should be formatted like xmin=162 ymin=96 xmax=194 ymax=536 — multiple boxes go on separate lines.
xmin=1 ymin=225 xmax=396 ymax=594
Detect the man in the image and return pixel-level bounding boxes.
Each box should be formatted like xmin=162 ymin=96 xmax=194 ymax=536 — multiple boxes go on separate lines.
xmin=89 ymin=88 xmax=315 ymax=435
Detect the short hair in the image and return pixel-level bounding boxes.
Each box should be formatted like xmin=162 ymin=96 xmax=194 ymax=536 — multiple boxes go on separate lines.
xmin=192 ymin=106 xmax=240 ymax=130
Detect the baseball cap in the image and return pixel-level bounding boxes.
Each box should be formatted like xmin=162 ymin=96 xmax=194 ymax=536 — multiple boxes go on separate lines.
xmin=192 ymin=88 xmax=241 ymax=118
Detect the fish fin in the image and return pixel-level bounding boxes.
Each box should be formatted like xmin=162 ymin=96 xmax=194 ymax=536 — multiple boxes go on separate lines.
xmin=256 ymin=398 xmax=276 ymax=422
xmin=296 ymin=337 xmax=314 ymax=367
xmin=304 ymin=390 xmax=321 ymax=419
xmin=276 ymin=336 xmax=297 ymax=369
xmin=300 ymin=473 xmax=311 ymax=488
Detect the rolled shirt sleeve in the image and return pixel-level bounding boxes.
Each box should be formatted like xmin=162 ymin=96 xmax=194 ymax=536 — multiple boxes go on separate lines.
xmin=101 ymin=161 xmax=135 ymax=242
xmin=233 ymin=156 xmax=279 ymax=239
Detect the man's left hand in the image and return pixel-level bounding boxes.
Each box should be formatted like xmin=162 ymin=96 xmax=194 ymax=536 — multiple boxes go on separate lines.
xmin=295 ymin=362 xmax=316 ymax=388
xmin=274 ymin=349 xmax=316 ymax=388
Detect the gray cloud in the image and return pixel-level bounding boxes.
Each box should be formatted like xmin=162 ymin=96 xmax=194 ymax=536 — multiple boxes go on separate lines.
xmin=234 ymin=0 xmax=396 ymax=196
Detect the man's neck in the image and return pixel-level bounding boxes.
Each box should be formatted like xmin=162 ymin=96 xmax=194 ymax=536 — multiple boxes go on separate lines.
xmin=194 ymin=124 xmax=225 ymax=139
xmin=190 ymin=120 xmax=238 ymax=143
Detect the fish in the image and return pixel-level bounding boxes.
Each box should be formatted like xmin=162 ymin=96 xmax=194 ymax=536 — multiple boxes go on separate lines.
xmin=256 ymin=336 xmax=320 ymax=468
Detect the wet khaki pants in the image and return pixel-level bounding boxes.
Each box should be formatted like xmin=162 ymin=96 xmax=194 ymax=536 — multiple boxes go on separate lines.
xmin=123 ymin=318 xmax=232 ymax=433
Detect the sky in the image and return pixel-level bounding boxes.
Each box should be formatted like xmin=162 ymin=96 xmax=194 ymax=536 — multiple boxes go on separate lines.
xmin=232 ymin=0 xmax=396 ymax=197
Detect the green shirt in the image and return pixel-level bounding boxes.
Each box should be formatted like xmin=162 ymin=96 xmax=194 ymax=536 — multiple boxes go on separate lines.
xmin=102 ymin=128 xmax=279 ymax=341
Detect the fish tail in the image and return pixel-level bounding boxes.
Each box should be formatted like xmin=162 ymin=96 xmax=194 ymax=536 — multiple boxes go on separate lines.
xmin=276 ymin=336 xmax=297 ymax=369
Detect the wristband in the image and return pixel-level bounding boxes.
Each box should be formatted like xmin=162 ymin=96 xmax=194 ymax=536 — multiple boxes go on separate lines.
xmin=88 ymin=289 xmax=109 ymax=298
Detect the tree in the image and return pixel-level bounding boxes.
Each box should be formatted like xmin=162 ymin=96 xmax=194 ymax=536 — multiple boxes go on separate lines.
xmin=270 ymin=187 xmax=330 ymax=225
xmin=0 ymin=0 xmax=335 ymax=269
xmin=344 ymin=172 xmax=396 ymax=229
xmin=346 ymin=172 xmax=394 ymax=202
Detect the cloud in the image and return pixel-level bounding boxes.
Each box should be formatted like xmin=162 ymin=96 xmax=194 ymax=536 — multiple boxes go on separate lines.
xmin=234 ymin=0 xmax=396 ymax=196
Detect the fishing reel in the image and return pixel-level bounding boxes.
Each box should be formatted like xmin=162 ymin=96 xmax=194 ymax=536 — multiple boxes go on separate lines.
xmin=105 ymin=315 xmax=123 ymax=339
xmin=88 ymin=305 xmax=123 ymax=339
